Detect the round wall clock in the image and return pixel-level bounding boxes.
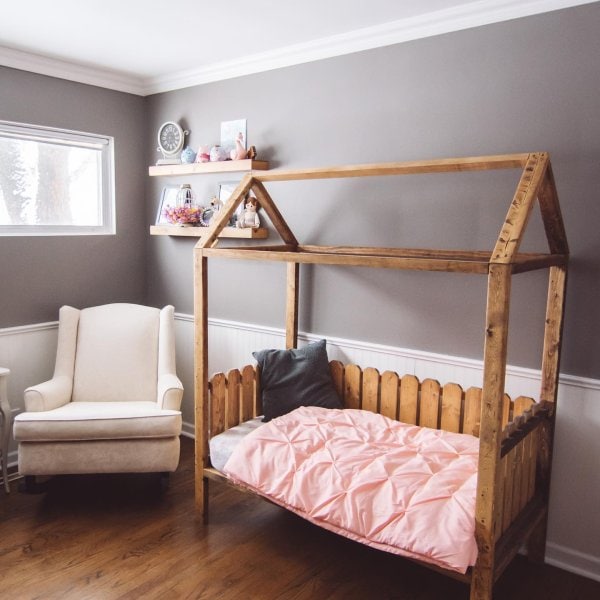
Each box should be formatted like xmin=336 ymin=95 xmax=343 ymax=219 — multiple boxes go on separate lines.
xmin=157 ymin=121 xmax=185 ymax=157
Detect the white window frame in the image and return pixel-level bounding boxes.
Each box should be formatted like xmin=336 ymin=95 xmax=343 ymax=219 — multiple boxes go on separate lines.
xmin=0 ymin=120 xmax=115 ymax=236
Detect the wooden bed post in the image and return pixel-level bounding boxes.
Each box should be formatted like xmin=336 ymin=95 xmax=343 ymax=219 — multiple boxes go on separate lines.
xmin=527 ymin=264 xmax=568 ymax=561
xmin=194 ymin=248 xmax=209 ymax=520
xmin=286 ymin=262 xmax=299 ymax=349
xmin=471 ymin=264 xmax=512 ymax=600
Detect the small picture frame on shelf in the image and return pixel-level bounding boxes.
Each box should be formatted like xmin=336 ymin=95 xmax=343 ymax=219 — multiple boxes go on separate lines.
xmin=219 ymin=181 xmax=245 ymax=226
xmin=156 ymin=184 xmax=180 ymax=225
xmin=220 ymin=119 xmax=247 ymax=156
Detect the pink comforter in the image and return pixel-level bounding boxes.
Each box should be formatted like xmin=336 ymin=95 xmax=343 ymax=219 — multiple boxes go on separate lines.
xmin=224 ymin=406 xmax=479 ymax=573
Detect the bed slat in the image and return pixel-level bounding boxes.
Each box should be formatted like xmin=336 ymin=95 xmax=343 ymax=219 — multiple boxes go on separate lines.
xmin=226 ymin=369 xmax=241 ymax=428
xmin=441 ymin=383 xmax=463 ymax=433
xmin=502 ymin=393 xmax=512 ymax=429
xmin=241 ymin=365 xmax=255 ymax=421
xmin=502 ymin=446 xmax=517 ymax=534
xmin=527 ymin=428 xmax=538 ymax=503
xmin=210 ymin=363 xmax=537 ymax=443
xmin=380 ymin=371 xmax=399 ymax=420
xmin=511 ymin=432 xmax=524 ymax=522
xmin=344 ymin=364 xmax=362 ymax=409
xmin=362 ymin=367 xmax=380 ymax=414
xmin=211 ymin=373 xmax=227 ymax=436
xmin=255 ymin=367 xmax=262 ymax=416
xmin=329 ymin=360 xmax=345 ymax=401
xmin=399 ymin=375 xmax=419 ymax=425
xmin=463 ymin=387 xmax=481 ymax=436
xmin=495 ymin=455 xmax=508 ymax=542
xmin=419 ymin=379 xmax=440 ymax=429
xmin=514 ymin=396 xmax=535 ymax=417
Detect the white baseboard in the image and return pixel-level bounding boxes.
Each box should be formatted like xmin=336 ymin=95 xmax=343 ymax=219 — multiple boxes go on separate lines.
xmin=546 ymin=543 xmax=600 ymax=583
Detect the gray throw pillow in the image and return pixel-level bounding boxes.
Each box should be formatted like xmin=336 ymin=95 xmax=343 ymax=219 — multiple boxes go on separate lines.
xmin=253 ymin=339 xmax=343 ymax=422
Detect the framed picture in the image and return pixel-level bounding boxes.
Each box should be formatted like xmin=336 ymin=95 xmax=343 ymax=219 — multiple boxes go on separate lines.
xmin=220 ymin=119 xmax=247 ymax=156
xmin=156 ymin=184 xmax=180 ymax=225
xmin=219 ymin=181 xmax=245 ymax=226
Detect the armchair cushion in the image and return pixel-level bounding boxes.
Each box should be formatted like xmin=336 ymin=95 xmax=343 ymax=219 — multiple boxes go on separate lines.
xmin=14 ymin=401 xmax=181 ymax=442
xmin=72 ymin=304 xmax=160 ymax=403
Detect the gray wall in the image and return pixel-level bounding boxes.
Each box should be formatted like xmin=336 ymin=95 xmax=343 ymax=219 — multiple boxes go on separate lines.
xmin=147 ymin=3 xmax=600 ymax=379
xmin=0 ymin=67 xmax=147 ymax=326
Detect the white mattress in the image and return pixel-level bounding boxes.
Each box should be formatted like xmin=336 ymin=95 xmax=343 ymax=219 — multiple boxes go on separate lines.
xmin=209 ymin=417 xmax=264 ymax=472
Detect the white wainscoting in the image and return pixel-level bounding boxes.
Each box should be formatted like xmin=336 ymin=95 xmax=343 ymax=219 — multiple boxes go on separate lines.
xmin=2 ymin=315 xmax=599 ymax=581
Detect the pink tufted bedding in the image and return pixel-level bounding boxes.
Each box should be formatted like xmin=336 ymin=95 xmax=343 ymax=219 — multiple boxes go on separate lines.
xmin=224 ymin=406 xmax=479 ymax=573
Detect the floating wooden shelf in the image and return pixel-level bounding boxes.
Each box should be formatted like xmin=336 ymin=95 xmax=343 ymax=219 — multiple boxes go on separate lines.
xmin=148 ymin=159 xmax=269 ymax=177
xmin=149 ymin=225 xmax=268 ymax=239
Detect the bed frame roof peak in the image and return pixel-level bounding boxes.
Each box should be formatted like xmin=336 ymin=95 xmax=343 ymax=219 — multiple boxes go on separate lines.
xmin=194 ymin=152 xmax=568 ymax=275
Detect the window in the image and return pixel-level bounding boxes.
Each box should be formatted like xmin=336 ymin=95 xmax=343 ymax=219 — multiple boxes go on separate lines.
xmin=0 ymin=120 xmax=115 ymax=235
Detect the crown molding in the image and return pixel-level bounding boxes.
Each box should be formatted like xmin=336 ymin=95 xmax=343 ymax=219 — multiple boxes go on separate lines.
xmin=144 ymin=0 xmax=597 ymax=95
xmin=0 ymin=1 xmax=596 ymax=96
xmin=0 ymin=45 xmax=147 ymax=96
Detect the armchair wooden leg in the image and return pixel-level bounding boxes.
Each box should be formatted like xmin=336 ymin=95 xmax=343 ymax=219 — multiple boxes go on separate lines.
xmin=19 ymin=475 xmax=48 ymax=494
xmin=159 ymin=472 xmax=170 ymax=491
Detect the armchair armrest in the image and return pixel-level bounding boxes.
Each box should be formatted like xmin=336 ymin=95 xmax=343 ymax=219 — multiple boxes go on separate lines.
xmin=24 ymin=375 xmax=72 ymax=412
xmin=157 ymin=373 xmax=183 ymax=411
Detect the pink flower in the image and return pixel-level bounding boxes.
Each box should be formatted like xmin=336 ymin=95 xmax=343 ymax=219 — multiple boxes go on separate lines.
xmin=163 ymin=205 xmax=202 ymax=225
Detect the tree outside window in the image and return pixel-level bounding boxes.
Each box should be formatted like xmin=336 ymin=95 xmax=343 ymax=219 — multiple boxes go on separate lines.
xmin=0 ymin=121 xmax=114 ymax=235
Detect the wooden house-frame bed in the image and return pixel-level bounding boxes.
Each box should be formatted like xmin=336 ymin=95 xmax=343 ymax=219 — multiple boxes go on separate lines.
xmin=193 ymin=152 xmax=568 ymax=599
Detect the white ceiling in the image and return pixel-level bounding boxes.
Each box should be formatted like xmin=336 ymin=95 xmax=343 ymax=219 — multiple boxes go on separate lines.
xmin=0 ymin=0 xmax=595 ymax=96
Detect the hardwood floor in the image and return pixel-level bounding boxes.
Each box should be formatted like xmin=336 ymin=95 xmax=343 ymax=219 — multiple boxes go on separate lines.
xmin=1 ymin=437 xmax=598 ymax=600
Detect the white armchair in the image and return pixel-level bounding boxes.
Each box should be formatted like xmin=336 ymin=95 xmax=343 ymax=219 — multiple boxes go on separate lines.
xmin=13 ymin=303 xmax=183 ymax=488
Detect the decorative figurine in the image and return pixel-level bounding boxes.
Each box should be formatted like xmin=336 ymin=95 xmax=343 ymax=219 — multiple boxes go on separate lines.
xmin=230 ymin=132 xmax=247 ymax=161
xmin=210 ymin=145 xmax=228 ymax=162
xmin=210 ymin=196 xmax=223 ymax=210
xmin=195 ymin=146 xmax=210 ymax=163
xmin=200 ymin=196 xmax=224 ymax=227
xmin=236 ymin=196 xmax=260 ymax=229
xmin=181 ymin=146 xmax=197 ymax=163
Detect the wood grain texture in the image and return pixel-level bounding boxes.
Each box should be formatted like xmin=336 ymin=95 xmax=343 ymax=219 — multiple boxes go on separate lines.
xmin=241 ymin=365 xmax=256 ymax=422
xmin=286 ymin=262 xmax=300 ymax=349
xmin=195 ymin=174 xmax=255 ymax=249
xmin=380 ymin=370 xmax=399 ymax=419
xmin=193 ymin=250 xmax=208 ymax=514
xmin=491 ymin=153 xmax=548 ymax=264
xmin=149 ymin=224 xmax=268 ymax=238
xmin=472 ymin=264 xmax=512 ymax=599
xmin=148 ymin=158 xmax=269 ymax=176
xmin=441 ymin=383 xmax=463 ymax=433
xmin=537 ymin=162 xmax=569 ymax=255
xmin=200 ymin=246 xmax=491 ymax=273
xmin=399 ymin=374 xmax=419 ymax=425
xmin=419 ymin=379 xmax=440 ymax=429
xmin=210 ymin=372 xmax=226 ymax=437
xmin=250 ymin=179 xmax=299 ymax=246
xmin=344 ymin=364 xmax=362 ymax=410
xmin=362 ymin=367 xmax=381 ymax=414
xmin=540 ymin=266 xmax=567 ymax=405
xmin=253 ymin=154 xmax=529 ymax=182
xmin=226 ymin=369 xmax=241 ymax=429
